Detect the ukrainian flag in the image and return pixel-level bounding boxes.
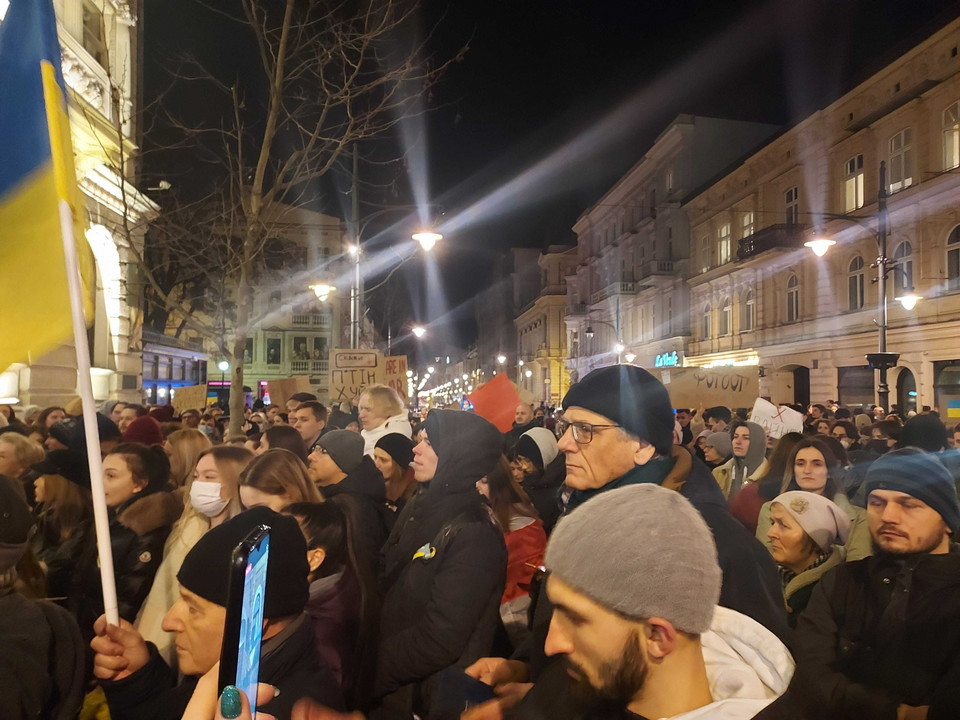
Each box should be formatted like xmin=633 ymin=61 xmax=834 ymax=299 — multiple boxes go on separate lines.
xmin=947 ymin=399 xmax=960 ymax=420
xmin=0 ymin=0 xmax=92 ymax=372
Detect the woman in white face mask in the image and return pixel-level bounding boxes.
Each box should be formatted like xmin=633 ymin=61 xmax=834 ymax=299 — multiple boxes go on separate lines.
xmin=135 ymin=445 xmax=255 ymax=665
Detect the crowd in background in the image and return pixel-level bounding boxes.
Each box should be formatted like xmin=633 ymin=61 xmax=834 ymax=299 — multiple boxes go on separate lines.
xmin=3 ymin=373 xmax=960 ymax=720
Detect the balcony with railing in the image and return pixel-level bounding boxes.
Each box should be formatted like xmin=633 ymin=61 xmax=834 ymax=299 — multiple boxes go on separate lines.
xmin=737 ymin=224 xmax=807 ymax=260
xmin=290 ymin=359 xmax=330 ymax=374
xmin=565 ymin=302 xmax=588 ymax=316
xmin=590 ymin=281 xmax=636 ymax=304
xmin=639 ymin=259 xmax=675 ymax=278
xmin=291 ymin=313 xmax=332 ymax=328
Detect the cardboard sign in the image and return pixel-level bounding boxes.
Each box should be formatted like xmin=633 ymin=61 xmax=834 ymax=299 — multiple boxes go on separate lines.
xmin=171 ymin=384 xmax=208 ymax=414
xmin=328 ymin=349 xmax=385 ymax=405
xmin=265 ymin=376 xmax=313 ymax=409
xmin=655 ymin=367 xmax=759 ymax=410
xmin=383 ymin=355 xmax=409 ymax=402
xmin=749 ymin=397 xmax=804 ymax=439
xmin=467 ymin=373 xmax=522 ymax=433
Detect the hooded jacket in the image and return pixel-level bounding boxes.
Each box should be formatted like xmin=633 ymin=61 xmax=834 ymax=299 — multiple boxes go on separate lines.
xmin=321 ymin=455 xmax=390 ymax=583
xmin=361 ymin=412 xmax=413 ymax=457
xmin=512 ymin=606 xmax=795 ymax=720
xmin=374 ymin=410 xmax=507 ymax=718
xmin=713 ymin=422 xmax=768 ymax=501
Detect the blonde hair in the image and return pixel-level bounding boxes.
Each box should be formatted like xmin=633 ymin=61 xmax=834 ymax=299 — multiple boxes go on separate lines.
xmin=165 ymin=429 xmax=212 ymax=488
xmin=361 ymin=384 xmax=403 ymax=419
xmin=0 ymin=433 xmax=45 ymax=474
xmin=167 ymin=445 xmax=254 ymax=550
xmin=38 ymin=474 xmax=92 ymax=542
xmin=240 ymin=448 xmax=322 ymax=505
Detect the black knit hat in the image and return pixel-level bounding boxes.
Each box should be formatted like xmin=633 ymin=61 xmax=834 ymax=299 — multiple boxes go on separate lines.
xmin=177 ymin=506 xmax=309 ymax=618
xmin=32 ymin=449 xmax=91 ymax=489
xmin=0 ymin=476 xmax=34 ymax=547
xmin=864 ymin=448 xmax=960 ymax=531
xmin=562 ymin=365 xmax=674 ymax=455
xmin=375 ymin=432 xmax=415 ymax=469
xmin=48 ymin=413 xmax=122 ymax=452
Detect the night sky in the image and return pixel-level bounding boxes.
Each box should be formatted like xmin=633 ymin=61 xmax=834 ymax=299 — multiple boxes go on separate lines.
xmin=143 ymin=0 xmax=960 ymax=350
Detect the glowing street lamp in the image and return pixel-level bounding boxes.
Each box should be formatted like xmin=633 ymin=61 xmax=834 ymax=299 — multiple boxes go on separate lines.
xmin=803 ymin=236 xmax=836 ymax=257
xmin=309 ymin=283 xmax=335 ymax=301
xmin=895 ymin=288 xmax=923 ymax=311
xmin=427 ymin=366 xmax=435 ymax=374
xmin=412 ymin=231 xmax=442 ymax=252
xmin=624 ymin=352 xmax=637 ymax=364
xmin=524 ymin=369 xmax=532 ymax=378
xmin=412 ymin=326 xmax=426 ymax=338
xmin=496 ymin=354 xmax=506 ymax=364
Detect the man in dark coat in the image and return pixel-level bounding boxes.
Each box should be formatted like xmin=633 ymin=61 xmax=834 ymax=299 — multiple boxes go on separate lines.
xmin=90 ymin=507 xmax=343 ymax=720
xmin=790 ymin=448 xmax=960 ymax=720
xmin=372 ymin=409 xmax=507 ymax=719
xmin=309 ymin=429 xmax=390 ymax=583
xmin=504 ymin=403 xmax=543 ymax=453
xmin=466 ymin=365 xmax=788 ymax=715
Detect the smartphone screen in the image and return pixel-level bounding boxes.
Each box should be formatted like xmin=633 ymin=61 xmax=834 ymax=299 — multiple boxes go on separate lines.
xmin=219 ymin=525 xmax=270 ymax=701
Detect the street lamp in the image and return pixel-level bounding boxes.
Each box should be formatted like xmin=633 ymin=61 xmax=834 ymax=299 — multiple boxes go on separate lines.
xmin=496 ymin=354 xmax=506 ymax=365
xmin=805 ymin=160 xmax=920 ymax=411
xmin=217 ymin=360 xmax=229 ymax=403
xmin=309 ymin=283 xmax=335 ymax=301
xmin=411 ymin=326 xmax=426 ymax=338
xmin=524 ymin=369 xmax=532 ymax=378
xmin=624 ymin=352 xmax=637 ymax=364
xmin=412 ymin=231 xmax=443 ymax=252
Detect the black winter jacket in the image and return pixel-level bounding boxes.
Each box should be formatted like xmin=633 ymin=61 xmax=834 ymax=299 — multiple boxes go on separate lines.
xmin=791 ymin=546 xmax=960 ymax=720
xmin=521 ymin=454 xmax=565 ymax=535
xmin=73 ymin=489 xmax=181 ymax=639
xmin=373 ymin=410 xmax=507 ymax=719
xmin=102 ymin=613 xmax=343 ymax=720
xmin=322 ymin=455 xmax=390 ymax=583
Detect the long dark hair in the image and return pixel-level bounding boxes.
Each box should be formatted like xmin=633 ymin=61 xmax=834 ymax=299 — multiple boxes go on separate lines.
xmin=483 ymin=455 xmax=540 ymax=532
xmin=264 ymin=425 xmax=309 ymax=464
xmin=781 ymin=437 xmax=841 ymax=498
xmin=108 ymin=443 xmax=170 ymax=494
xmin=757 ymin=432 xmax=803 ymax=501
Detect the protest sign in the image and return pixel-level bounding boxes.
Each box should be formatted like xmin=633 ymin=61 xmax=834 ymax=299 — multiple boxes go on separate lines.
xmin=383 ymin=355 xmax=409 ymax=402
xmin=468 ymin=373 xmax=522 ymax=432
xmin=265 ymin=376 xmax=312 ymax=408
xmin=171 ymin=384 xmax=208 ymax=413
xmin=328 ymin=349 xmax=385 ymax=405
xmin=749 ymin=397 xmax=804 ymax=439
xmin=656 ymin=366 xmax=759 ymax=410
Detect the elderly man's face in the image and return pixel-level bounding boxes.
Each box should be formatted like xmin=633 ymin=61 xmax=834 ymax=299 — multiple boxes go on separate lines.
xmin=160 ymin=585 xmax=226 ymax=676
xmin=557 ymin=407 xmax=653 ymax=491
xmin=867 ymin=489 xmax=951 ymax=556
xmin=515 ymin=404 xmax=534 ymax=426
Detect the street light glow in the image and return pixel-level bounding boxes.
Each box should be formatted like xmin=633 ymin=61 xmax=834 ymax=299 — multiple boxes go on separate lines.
xmin=614 ymin=343 xmax=625 ymax=354
xmin=412 ymin=231 xmax=442 ymax=252
xmin=496 ymin=354 xmax=506 ymax=364
xmin=624 ymin=352 xmax=637 ymax=363
xmin=804 ymin=237 xmax=836 ymax=257
xmin=309 ymin=283 xmax=335 ymax=301
xmin=347 ymin=244 xmax=360 ymax=257
xmin=427 ymin=366 xmax=435 ymax=374
xmin=218 ymin=360 xmax=229 ymax=372
xmin=895 ymin=291 xmax=922 ymax=310
xmin=412 ymin=326 xmax=426 ymax=338
xmin=525 ymin=369 xmax=532 ymax=378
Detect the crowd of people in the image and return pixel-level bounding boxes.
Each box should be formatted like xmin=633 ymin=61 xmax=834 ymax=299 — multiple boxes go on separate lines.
xmin=3 ymin=373 xmax=960 ymax=720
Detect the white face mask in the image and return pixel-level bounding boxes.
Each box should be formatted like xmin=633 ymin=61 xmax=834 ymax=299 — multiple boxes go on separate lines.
xmin=190 ymin=480 xmax=229 ymax=518
xmin=839 ymin=438 xmax=852 ymax=449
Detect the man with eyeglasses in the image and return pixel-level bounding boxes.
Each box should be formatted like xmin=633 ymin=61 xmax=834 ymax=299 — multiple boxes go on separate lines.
xmin=465 ymin=365 xmax=788 ymax=718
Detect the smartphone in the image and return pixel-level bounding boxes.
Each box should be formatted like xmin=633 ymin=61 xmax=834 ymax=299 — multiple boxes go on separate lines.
xmin=219 ymin=524 xmax=271 ymax=702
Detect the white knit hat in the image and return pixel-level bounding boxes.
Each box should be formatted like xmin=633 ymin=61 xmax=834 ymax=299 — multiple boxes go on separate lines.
xmin=771 ymin=491 xmax=851 ymax=552
xmin=545 ymin=484 xmax=721 ymax=634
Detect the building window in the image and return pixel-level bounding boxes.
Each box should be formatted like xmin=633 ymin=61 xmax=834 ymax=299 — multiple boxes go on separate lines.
xmin=741 ymin=211 xmax=754 ymax=239
xmin=699 ymin=236 xmax=710 ymax=273
xmin=718 ymin=223 xmax=731 ymax=265
xmin=948 ymin=226 xmax=960 ymax=292
xmin=888 ymin=129 xmax=913 ymax=193
xmin=848 ymin=256 xmax=865 ymax=310
xmin=720 ymin=297 xmax=732 ymax=336
xmin=944 ymin=102 xmax=960 ymax=170
xmin=843 ymin=154 xmax=865 ymax=213
xmin=665 ymin=165 xmax=674 ymax=193
xmin=785 ymin=186 xmax=799 ymax=225
xmin=893 ymin=241 xmax=913 ymax=296
xmin=743 ymin=290 xmax=755 ymax=332
xmin=667 ymin=297 xmax=674 ymax=336
xmin=82 ymin=0 xmax=107 ymax=66
xmin=702 ymin=304 xmax=711 ymax=339
xmin=786 ymin=274 xmax=800 ymax=322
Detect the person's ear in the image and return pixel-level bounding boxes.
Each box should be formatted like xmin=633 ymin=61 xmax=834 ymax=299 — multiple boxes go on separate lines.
xmin=643 ymin=618 xmax=678 ymax=660
xmin=633 ymin=441 xmax=657 ymax=466
xmin=307 ymin=547 xmax=326 ymax=573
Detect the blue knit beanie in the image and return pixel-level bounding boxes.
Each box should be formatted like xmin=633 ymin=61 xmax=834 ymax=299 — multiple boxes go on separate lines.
xmin=864 ymin=448 xmax=960 ymax=531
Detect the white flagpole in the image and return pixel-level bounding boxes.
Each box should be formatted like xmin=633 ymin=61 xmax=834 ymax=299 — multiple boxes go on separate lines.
xmin=58 ymin=200 xmax=120 ymax=626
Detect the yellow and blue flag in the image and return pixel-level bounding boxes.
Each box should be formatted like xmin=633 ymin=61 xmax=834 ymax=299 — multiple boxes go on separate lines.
xmin=0 ymin=0 xmax=92 ymax=372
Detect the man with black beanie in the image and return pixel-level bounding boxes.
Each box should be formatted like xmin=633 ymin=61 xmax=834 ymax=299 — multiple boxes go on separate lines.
xmin=466 ymin=365 xmax=788 ymax=717
xmin=90 ymin=507 xmax=342 ymax=720
xmin=791 ymin=448 xmax=960 ymax=720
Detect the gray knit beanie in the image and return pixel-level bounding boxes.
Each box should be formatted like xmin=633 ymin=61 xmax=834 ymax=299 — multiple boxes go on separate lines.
xmin=706 ymin=431 xmax=732 ymax=458
xmin=545 ymin=484 xmax=721 ymax=634
xmin=317 ymin=429 xmax=364 ymax=474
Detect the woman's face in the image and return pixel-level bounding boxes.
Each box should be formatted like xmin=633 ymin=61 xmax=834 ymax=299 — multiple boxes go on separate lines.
xmin=373 ymin=448 xmax=398 ymax=480
xmin=34 ymin=475 xmax=47 ymax=504
xmin=239 ymin=486 xmax=289 ymax=513
xmin=767 ymin=503 xmax=816 ymax=570
xmin=816 ymin=420 xmax=831 ymax=435
xmin=704 ymin=445 xmax=722 ymax=464
xmin=794 ymin=447 xmax=829 ymax=495
xmin=44 ymin=409 xmax=66 ymax=428
xmin=0 ymin=440 xmax=23 ymax=478
xmin=194 ymin=454 xmax=228 ymax=502
xmin=357 ymin=394 xmax=387 ymax=431
xmin=475 ymin=476 xmax=491 ymax=500
xmin=102 ymin=454 xmax=144 ymax=508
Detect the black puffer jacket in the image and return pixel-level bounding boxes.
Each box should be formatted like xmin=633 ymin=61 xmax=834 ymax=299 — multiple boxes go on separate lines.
xmin=373 ymin=410 xmax=507 ymax=719
xmin=73 ymin=489 xmax=181 ymax=639
xmin=322 ymin=456 xmax=390 ymax=583
xmin=791 ymin=547 xmax=960 ymax=719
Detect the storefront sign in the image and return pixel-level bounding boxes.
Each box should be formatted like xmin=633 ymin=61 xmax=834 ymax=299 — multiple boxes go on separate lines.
xmin=655 ymin=351 xmax=680 ymax=368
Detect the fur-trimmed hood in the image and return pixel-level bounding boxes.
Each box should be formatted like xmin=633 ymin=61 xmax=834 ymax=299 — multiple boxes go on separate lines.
xmin=116 ymin=490 xmax=183 ymax=537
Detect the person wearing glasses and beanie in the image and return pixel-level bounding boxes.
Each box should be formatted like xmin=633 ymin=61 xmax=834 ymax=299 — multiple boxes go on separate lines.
xmin=465 ymin=365 xmax=788 ymax=717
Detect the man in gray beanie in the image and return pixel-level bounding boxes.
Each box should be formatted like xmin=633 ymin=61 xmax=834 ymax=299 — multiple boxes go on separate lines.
xmin=466 ymin=365 xmax=788 ymax=713
xmin=505 ymin=485 xmax=794 ymax=720
xmin=791 ymin=448 xmax=960 ymax=719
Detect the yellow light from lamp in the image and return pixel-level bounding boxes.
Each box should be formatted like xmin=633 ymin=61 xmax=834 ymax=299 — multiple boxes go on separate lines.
xmin=895 ymin=291 xmax=922 ymax=311
xmin=412 ymin=231 xmax=442 ymax=252
xmin=412 ymin=326 xmax=426 ymax=338
xmin=310 ymin=283 xmax=335 ymax=301
xmin=624 ymin=352 xmax=637 ymax=363
xmin=804 ymin=237 xmax=836 ymax=257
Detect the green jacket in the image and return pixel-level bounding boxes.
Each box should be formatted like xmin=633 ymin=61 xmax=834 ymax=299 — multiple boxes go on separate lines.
xmin=756 ymin=491 xmax=872 ymax=562
xmin=781 ymin=545 xmax=846 ymax=627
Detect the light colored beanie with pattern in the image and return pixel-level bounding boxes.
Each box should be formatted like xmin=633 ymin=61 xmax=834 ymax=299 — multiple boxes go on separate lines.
xmin=545 ymin=483 xmax=721 ymax=634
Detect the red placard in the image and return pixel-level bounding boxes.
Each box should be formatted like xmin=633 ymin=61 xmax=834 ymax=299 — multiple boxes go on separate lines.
xmin=467 ymin=373 xmax=521 ymax=433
